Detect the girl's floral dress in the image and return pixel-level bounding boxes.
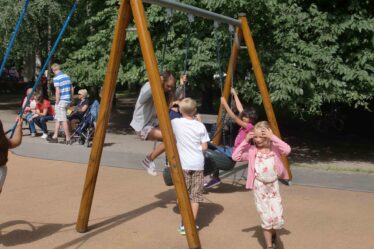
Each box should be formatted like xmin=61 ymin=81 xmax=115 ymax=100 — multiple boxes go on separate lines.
xmin=253 ymin=151 xmax=284 ymax=229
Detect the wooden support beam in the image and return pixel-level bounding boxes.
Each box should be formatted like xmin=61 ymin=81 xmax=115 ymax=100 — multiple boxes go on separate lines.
xmin=239 ymin=14 xmax=292 ymax=180
xmin=213 ymin=27 xmax=243 ymax=145
xmin=130 ymin=0 xmax=202 ymax=248
xmin=76 ymin=0 xmax=132 ymax=233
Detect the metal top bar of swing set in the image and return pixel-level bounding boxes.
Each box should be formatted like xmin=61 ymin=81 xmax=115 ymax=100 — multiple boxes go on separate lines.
xmin=142 ymin=0 xmax=242 ymax=27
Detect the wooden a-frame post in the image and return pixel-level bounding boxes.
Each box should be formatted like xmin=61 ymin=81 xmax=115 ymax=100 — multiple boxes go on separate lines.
xmin=213 ymin=14 xmax=292 ymax=179
xmin=130 ymin=0 xmax=201 ymax=248
xmin=76 ymin=0 xmax=201 ymax=248
xmin=76 ymin=0 xmax=132 ymax=233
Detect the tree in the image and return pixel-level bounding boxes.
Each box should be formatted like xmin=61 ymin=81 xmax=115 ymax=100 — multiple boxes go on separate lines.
xmin=247 ymin=0 xmax=374 ymax=117
xmin=0 ymin=0 xmax=73 ymax=81
xmin=2 ymin=0 xmax=373 ymax=118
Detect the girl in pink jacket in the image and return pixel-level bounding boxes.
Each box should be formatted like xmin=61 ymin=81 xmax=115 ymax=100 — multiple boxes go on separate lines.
xmin=232 ymin=121 xmax=291 ymax=249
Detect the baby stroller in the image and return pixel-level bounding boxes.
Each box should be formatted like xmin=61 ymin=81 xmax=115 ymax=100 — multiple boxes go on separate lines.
xmin=70 ymin=100 xmax=99 ymax=147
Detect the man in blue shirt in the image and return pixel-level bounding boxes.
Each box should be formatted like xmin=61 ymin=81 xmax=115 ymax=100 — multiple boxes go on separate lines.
xmin=48 ymin=63 xmax=73 ymax=144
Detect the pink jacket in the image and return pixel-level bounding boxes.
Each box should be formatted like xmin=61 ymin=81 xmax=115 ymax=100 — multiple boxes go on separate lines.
xmin=232 ymin=135 xmax=291 ymax=189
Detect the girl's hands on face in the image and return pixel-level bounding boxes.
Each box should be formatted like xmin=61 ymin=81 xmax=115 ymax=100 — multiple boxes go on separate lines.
xmin=261 ymin=128 xmax=273 ymax=138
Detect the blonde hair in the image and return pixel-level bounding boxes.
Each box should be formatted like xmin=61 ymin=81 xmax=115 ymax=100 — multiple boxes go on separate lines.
xmin=78 ymin=89 xmax=88 ymax=98
xmin=51 ymin=63 xmax=60 ymax=72
xmin=179 ymin=98 xmax=197 ymax=116
xmin=254 ymin=121 xmax=271 ymax=130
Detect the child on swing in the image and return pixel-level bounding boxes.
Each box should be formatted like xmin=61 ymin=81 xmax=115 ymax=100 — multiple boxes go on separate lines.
xmin=0 ymin=119 xmax=23 ymax=194
xmin=171 ymin=98 xmax=210 ymax=235
xmin=232 ymin=121 xmax=291 ymax=249
xmin=205 ymin=87 xmax=258 ymax=188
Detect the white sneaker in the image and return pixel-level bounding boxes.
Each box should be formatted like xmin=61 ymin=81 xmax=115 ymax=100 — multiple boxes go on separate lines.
xmin=141 ymin=157 xmax=157 ymax=176
xmin=31 ymin=133 xmax=36 ymax=137
xmin=41 ymin=133 xmax=48 ymax=139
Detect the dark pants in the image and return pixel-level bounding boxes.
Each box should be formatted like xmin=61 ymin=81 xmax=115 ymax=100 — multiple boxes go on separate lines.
xmin=68 ymin=112 xmax=84 ymax=122
xmin=34 ymin=115 xmax=54 ymax=134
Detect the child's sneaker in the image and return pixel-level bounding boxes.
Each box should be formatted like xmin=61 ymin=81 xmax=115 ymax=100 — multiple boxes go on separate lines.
xmin=204 ymin=178 xmax=221 ymax=188
xmin=31 ymin=133 xmax=36 ymax=137
xmin=41 ymin=133 xmax=48 ymax=139
xmin=178 ymin=225 xmax=186 ymax=235
xmin=141 ymin=156 xmax=157 ymax=176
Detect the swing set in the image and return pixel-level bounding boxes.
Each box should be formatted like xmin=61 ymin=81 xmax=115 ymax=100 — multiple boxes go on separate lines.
xmin=1 ymin=0 xmax=291 ymax=248
xmin=76 ymin=1 xmax=292 ymax=249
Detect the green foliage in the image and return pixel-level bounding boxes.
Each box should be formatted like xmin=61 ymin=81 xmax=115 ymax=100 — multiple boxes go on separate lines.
xmin=0 ymin=0 xmax=70 ymax=64
xmin=62 ymin=0 xmax=118 ymax=86
xmin=257 ymin=0 xmax=374 ymax=116
xmin=1 ymin=0 xmax=373 ymax=117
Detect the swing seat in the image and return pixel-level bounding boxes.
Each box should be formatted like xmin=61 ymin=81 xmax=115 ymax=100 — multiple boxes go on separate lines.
xmin=162 ymin=147 xmax=235 ymax=186
xmin=205 ymin=148 xmax=236 ymax=171
xmin=163 ymin=167 xmax=174 ymax=186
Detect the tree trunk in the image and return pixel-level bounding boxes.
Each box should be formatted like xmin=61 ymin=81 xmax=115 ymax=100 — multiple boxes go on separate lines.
xmin=22 ymin=53 xmax=36 ymax=82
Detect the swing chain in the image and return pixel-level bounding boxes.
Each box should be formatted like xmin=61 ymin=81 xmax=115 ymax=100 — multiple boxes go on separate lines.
xmin=214 ymin=25 xmax=223 ymax=93
xmin=182 ymin=14 xmax=194 ymax=97
xmin=213 ymin=22 xmax=228 ymax=146
xmin=160 ymin=8 xmax=174 ymax=72
xmin=183 ymin=14 xmax=194 ymax=74
xmin=228 ymin=25 xmax=235 ymax=147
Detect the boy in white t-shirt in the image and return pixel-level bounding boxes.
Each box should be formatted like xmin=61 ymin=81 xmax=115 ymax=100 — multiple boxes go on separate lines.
xmin=171 ymin=98 xmax=210 ymax=235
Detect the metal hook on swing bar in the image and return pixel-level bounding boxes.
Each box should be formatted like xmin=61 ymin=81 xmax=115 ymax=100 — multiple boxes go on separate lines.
xmin=228 ymin=24 xmax=234 ymax=33
xmin=187 ymin=14 xmax=194 ymax=23
xmin=235 ymin=33 xmax=240 ymax=48
xmin=166 ymin=8 xmax=173 ymax=17
xmin=214 ymin=21 xmax=220 ymax=29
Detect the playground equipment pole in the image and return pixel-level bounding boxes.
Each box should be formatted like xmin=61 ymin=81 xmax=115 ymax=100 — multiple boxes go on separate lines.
xmin=76 ymin=0 xmax=132 ymax=232
xmin=130 ymin=0 xmax=201 ymax=248
xmin=212 ymin=27 xmax=243 ymax=145
xmin=240 ymin=14 xmax=292 ymax=179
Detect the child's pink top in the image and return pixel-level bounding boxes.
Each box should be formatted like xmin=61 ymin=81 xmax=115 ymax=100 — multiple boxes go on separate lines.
xmin=232 ymin=135 xmax=291 ymax=189
xmin=233 ymin=122 xmax=254 ymax=151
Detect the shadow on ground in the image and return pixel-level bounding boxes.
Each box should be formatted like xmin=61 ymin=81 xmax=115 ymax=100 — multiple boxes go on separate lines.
xmin=242 ymin=225 xmax=291 ymax=249
xmin=172 ymin=200 xmax=224 ymax=230
xmin=0 ymin=220 xmax=74 ymax=247
xmin=53 ymin=189 xmax=182 ymax=249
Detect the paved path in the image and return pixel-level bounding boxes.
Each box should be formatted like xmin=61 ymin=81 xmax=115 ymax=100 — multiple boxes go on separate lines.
xmin=11 ymin=133 xmax=374 ymax=193
xmin=2 ymin=98 xmax=374 ymax=194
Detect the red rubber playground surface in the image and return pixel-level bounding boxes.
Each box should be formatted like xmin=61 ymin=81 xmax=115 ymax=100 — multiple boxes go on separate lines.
xmin=1 ymin=153 xmax=374 ymax=249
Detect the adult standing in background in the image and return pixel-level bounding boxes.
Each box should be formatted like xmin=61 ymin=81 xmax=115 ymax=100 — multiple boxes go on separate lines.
xmin=48 ymin=63 xmax=73 ymax=144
